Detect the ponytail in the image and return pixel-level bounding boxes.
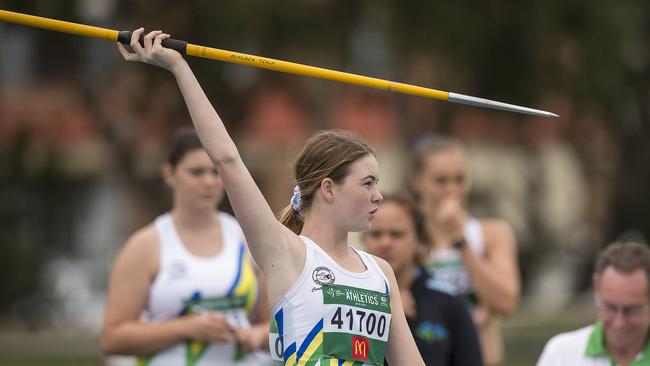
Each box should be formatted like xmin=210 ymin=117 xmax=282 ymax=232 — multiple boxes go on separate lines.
xmin=278 ymin=205 xmax=304 ymax=234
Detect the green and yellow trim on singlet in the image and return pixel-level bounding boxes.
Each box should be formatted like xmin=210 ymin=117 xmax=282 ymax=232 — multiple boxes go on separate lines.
xmin=137 ymin=242 xmax=259 ymax=366
xmin=276 ymin=320 xmax=372 ymax=366
xmin=227 ymin=242 xmax=260 ymax=314
xmin=280 ymin=319 xmax=365 ymax=366
xmin=136 ymin=356 xmax=149 ymax=366
xmin=275 ymin=284 xmax=390 ymax=366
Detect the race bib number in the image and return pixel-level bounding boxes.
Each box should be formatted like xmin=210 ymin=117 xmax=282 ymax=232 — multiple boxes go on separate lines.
xmin=321 ymin=284 xmax=391 ymax=365
xmin=184 ymin=295 xmax=249 ymax=327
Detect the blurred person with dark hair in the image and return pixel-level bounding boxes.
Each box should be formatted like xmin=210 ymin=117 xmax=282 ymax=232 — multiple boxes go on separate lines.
xmin=363 ymin=194 xmax=484 ymax=365
xmin=537 ymin=239 xmax=650 ymax=366
xmin=410 ymin=134 xmax=520 ymax=366
xmin=101 ymin=128 xmax=272 ymax=365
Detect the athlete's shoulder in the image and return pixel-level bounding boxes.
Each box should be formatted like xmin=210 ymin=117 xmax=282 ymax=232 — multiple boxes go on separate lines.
xmin=368 ymin=254 xmax=396 ymax=282
xmin=479 ymin=217 xmax=513 ymax=235
xmin=367 ymin=253 xmax=389 ymax=270
xmin=217 ymin=210 xmax=238 ymax=224
xmin=218 ymin=210 xmax=245 ymax=235
xmin=479 ymin=218 xmax=515 ymax=248
xmin=125 ymin=223 xmax=159 ymax=250
xmin=112 ymin=223 xmax=160 ymax=277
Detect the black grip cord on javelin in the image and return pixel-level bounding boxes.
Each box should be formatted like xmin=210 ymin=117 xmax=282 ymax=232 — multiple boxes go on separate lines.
xmin=117 ymin=31 xmax=188 ymax=54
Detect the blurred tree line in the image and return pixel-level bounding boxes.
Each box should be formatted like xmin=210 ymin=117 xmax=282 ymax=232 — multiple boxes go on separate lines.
xmin=0 ymin=0 xmax=648 ymax=324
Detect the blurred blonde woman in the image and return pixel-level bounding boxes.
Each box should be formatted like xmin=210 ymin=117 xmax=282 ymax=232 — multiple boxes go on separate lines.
xmin=411 ymin=135 xmax=520 ymax=366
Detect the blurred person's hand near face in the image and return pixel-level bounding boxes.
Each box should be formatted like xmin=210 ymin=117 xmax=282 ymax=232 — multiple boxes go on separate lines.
xmin=435 ymin=198 xmax=465 ymax=240
xmin=412 ymin=149 xmax=468 ymax=239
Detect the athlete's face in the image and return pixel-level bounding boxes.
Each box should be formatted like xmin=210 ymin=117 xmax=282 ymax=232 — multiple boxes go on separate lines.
xmin=594 ymin=267 xmax=650 ymax=351
xmin=164 ymin=149 xmax=224 ymax=211
xmin=412 ymin=150 xmax=468 ymax=209
xmin=333 ymin=154 xmax=383 ymax=232
xmin=363 ymin=202 xmax=418 ymax=275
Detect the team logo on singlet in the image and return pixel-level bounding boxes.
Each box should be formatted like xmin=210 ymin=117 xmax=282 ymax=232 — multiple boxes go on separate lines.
xmin=167 ymin=261 xmax=187 ymax=281
xmin=312 ymin=266 xmax=335 ymax=291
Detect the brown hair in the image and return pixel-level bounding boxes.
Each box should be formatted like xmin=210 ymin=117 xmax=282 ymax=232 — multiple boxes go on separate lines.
xmin=411 ymin=134 xmax=463 ymax=175
xmin=595 ymin=240 xmax=650 ymax=295
xmin=167 ymin=127 xmax=204 ymax=168
xmin=278 ymin=130 xmax=375 ymax=234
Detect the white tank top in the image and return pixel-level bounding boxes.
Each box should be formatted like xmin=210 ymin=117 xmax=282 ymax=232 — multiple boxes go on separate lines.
xmin=137 ymin=212 xmax=272 ymax=366
xmin=425 ymin=217 xmax=485 ymax=306
xmin=269 ymin=235 xmax=392 ymax=366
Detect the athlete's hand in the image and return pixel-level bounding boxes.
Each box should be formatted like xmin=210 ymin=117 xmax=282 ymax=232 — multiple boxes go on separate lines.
xmin=117 ymin=28 xmax=185 ymax=71
xmin=234 ymin=325 xmax=268 ymax=353
xmin=184 ymin=313 xmax=236 ymax=343
xmin=435 ymin=198 xmax=465 ymax=240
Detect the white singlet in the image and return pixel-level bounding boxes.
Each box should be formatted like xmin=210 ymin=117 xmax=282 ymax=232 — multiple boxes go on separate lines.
xmin=425 ymin=217 xmax=485 ymax=306
xmin=269 ymin=235 xmax=392 ymax=366
xmin=137 ymin=212 xmax=271 ymax=366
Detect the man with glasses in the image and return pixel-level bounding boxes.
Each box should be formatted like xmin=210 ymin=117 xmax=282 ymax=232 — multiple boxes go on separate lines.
xmin=537 ymin=240 xmax=650 ymax=365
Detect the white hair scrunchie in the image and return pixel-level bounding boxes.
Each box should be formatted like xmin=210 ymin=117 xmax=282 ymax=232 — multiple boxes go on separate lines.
xmin=290 ymin=185 xmax=303 ymax=212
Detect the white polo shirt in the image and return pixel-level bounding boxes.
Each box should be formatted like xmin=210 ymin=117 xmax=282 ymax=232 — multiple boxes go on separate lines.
xmin=537 ymin=322 xmax=650 ymax=366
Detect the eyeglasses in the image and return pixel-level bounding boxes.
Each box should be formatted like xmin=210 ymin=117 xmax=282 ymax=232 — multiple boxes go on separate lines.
xmin=595 ymin=299 xmax=649 ymax=320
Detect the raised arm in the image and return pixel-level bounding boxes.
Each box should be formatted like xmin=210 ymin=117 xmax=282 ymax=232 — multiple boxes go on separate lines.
xmin=117 ymin=29 xmax=301 ymax=281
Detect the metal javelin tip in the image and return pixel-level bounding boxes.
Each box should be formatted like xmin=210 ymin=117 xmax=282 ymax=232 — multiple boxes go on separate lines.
xmin=448 ymin=92 xmax=559 ymax=118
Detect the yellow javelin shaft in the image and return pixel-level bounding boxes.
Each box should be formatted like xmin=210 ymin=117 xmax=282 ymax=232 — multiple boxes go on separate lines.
xmin=0 ymin=9 xmax=118 ymax=41
xmin=0 ymin=9 xmax=558 ymax=117
xmin=0 ymin=9 xmax=446 ymax=100
xmin=185 ymin=44 xmax=448 ymax=100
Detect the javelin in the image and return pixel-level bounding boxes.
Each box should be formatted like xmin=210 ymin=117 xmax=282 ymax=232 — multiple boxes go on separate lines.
xmin=0 ymin=9 xmax=558 ymax=118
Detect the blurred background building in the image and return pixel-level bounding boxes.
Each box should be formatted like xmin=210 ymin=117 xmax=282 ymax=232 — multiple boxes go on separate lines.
xmin=0 ymin=0 xmax=649 ymax=364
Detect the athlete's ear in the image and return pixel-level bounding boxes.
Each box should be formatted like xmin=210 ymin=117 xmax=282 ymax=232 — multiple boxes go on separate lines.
xmin=162 ymin=163 xmax=175 ymax=188
xmin=320 ymin=178 xmax=335 ymax=203
xmin=592 ymin=274 xmax=601 ymax=304
xmin=592 ymin=274 xmax=600 ymax=292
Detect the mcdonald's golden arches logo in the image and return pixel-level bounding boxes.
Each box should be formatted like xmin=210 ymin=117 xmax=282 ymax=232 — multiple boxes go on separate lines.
xmin=352 ymin=336 xmax=369 ymax=360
